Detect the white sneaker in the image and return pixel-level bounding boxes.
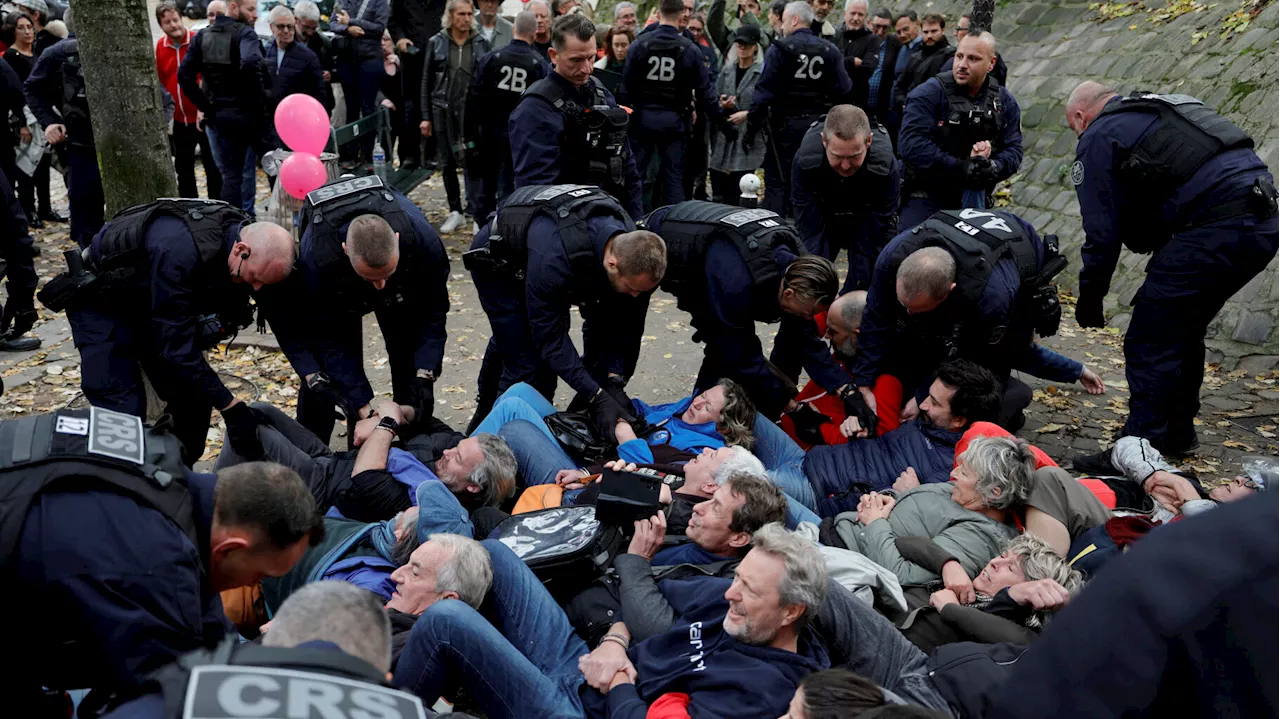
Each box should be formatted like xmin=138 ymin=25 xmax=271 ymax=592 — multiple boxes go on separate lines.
xmin=440 ymin=211 xmax=464 ymax=233
xmin=472 ymin=221 xmax=481 ymax=235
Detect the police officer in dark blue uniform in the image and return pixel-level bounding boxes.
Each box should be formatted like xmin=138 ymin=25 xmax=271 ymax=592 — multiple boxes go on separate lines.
xmin=262 ymin=176 xmax=450 ymax=444
xmin=744 ymin=0 xmax=850 ymax=216
xmin=791 ymin=104 xmax=899 ymax=293
xmin=619 ymin=0 xmax=732 ymax=209
xmin=897 ymin=31 xmax=1022 ymax=231
xmin=4 ymin=422 xmax=321 ymax=717
xmin=38 ymin=200 xmax=297 ymax=463
xmin=0 ymin=166 xmax=41 ymax=353
xmin=852 ymin=208 xmax=1078 ymax=430
xmin=642 ymin=202 xmax=865 ymax=422
xmin=1065 ymin=81 xmax=1279 ymax=457
xmin=509 ymin=14 xmax=644 ymax=218
xmin=178 ymin=0 xmax=272 ymax=214
xmin=23 ymin=13 xmax=104 ymax=249
xmin=466 ymin=10 xmax=549 ymax=222
xmin=464 ymin=184 xmax=666 ymax=435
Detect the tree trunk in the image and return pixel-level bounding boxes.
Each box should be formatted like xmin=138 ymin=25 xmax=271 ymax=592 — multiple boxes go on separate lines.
xmin=970 ymin=0 xmax=995 ymax=32
xmin=70 ymin=0 xmax=178 ymax=215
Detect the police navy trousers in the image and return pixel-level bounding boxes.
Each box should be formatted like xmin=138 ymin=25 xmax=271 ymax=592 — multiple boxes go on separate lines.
xmin=762 ymin=115 xmax=817 ymax=217
xmin=66 ymin=144 xmax=104 ymax=249
xmin=1122 ymin=212 xmax=1278 ymax=450
xmin=632 ymin=129 xmax=687 ymax=211
xmin=67 ymin=306 xmax=212 ymax=464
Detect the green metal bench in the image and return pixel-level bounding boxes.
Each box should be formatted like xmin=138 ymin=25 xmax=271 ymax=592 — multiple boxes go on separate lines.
xmin=326 ymin=107 xmax=431 ymax=195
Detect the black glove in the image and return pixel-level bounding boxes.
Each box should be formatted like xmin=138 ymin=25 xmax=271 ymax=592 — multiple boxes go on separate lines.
xmin=603 ymin=379 xmax=649 ymax=436
xmin=411 ymin=374 xmax=436 ymax=422
xmin=222 ymin=402 xmax=267 ymax=460
xmin=718 ymin=120 xmax=739 ymax=143
xmin=1075 ymin=289 xmax=1106 ymax=329
xmin=839 ymin=385 xmax=879 ymax=437
xmin=306 ymin=372 xmax=351 ymax=422
xmin=589 ymin=389 xmax=631 ymax=440
xmin=742 ymin=128 xmax=756 ymax=154
xmin=964 ymin=156 xmax=999 ymax=189
xmin=786 ymin=404 xmax=828 ymax=445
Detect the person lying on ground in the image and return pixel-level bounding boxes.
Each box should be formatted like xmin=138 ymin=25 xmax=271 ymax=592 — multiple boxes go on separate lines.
xmin=216 ymin=401 xmax=516 ymax=526
xmin=830 ymin=435 xmax=1032 ymax=587
xmin=805 ymin=358 xmax=1004 ymax=518
xmin=780 ymin=668 xmax=889 ymax=719
xmin=892 ymin=532 xmax=1083 ymax=652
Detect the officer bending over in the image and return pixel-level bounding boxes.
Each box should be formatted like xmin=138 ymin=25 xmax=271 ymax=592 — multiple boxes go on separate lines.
xmin=642 ymin=202 xmax=860 ymax=422
xmin=744 ymin=0 xmax=850 ymax=216
xmin=1065 ymin=81 xmax=1279 ymax=457
xmin=466 ymin=184 xmax=666 ymax=436
xmin=509 ymin=14 xmax=644 ymax=217
xmin=41 ymin=199 xmax=295 ymax=463
xmin=620 ymin=0 xmax=734 ymax=209
xmin=101 ymin=582 xmax=427 ymax=719
xmin=5 ymin=419 xmax=322 ymax=716
xmin=791 ymin=104 xmax=899 ymax=293
xmin=0 ymin=167 xmax=40 ymax=352
xmin=853 ymin=209 xmax=1103 ymax=431
xmin=466 ymin=11 xmax=549 ymax=222
xmin=262 ymin=176 xmax=450 ymax=444
xmin=897 ymin=31 xmax=1022 ymax=231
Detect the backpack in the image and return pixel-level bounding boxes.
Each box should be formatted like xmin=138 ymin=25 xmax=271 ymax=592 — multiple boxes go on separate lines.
xmin=490 ymin=506 xmax=624 ymax=602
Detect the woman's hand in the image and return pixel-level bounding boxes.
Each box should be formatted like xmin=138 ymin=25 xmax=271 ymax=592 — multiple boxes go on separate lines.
xmin=729 ymin=110 xmax=747 ymax=125
xmin=940 ymin=560 xmax=975 ymax=604
xmin=929 ymin=588 xmax=960 ymax=612
xmin=857 ymin=492 xmax=895 ymax=525
xmin=893 ymin=467 xmax=920 ymax=493
xmin=604 ymin=459 xmax=639 ymax=473
xmin=348 ymin=25 xmax=365 ymax=37
xmin=556 ymin=468 xmax=588 ymax=486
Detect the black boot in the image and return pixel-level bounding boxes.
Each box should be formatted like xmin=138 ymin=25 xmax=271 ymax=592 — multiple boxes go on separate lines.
xmin=1071 ymin=448 xmax=1115 ymax=476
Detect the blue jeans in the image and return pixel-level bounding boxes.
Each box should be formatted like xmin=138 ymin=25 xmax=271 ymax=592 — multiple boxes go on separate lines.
xmin=392 ymin=540 xmax=588 ymax=719
xmin=752 ymin=413 xmax=821 ymax=526
xmin=471 ymin=383 xmax=559 ymax=438
xmin=206 ymin=122 xmax=262 ymax=217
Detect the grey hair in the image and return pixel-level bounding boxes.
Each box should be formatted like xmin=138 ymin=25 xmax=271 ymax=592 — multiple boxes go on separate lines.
xmin=750 ymin=523 xmax=828 ymax=629
xmin=614 ymin=1 xmax=636 ymax=18
xmin=294 ymin=0 xmax=321 ymax=22
xmin=711 ymin=445 xmax=767 ymax=485
xmin=1005 ymin=533 xmax=1084 ymax=593
xmin=442 ymin=0 xmax=476 ymax=27
xmin=471 ymin=433 xmax=518 ymax=507
xmin=831 ymin=290 xmax=867 ymax=329
xmin=427 ymin=533 xmax=493 ymax=609
xmin=264 ymin=581 xmax=393 ymax=673
xmin=513 ymin=9 xmax=537 ymax=35
xmin=268 ymin=4 xmax=294 ymax=23
xmin=897 ymin=247 xmax=955 ymax=301
xmin=1067 ymin=80 xmax=1118 ymax=114
xmin=823 ymin=104 xmax=871 ymax=142
xmin=783 ymin=0 xmax=814 ymax=25
xmin=528 ymin=0 xmax=550 ymax=13
xmin=959 ymin=435 xmax=1035 ymax=510
xmin=846 ymin=0 xmax=868 ymax=10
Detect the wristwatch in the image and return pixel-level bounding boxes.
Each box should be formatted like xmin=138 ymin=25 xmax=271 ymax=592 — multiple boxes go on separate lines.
xmin=375 ymin=415 xmax=400 ymax=437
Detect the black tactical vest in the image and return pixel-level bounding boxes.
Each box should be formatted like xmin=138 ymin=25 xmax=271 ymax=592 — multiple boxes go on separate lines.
xmin=137 ymin=637 xmax=426 ymax=719
xmin=59 ymin=39 xmax=91 ymax=143
xmin=631 ymin=32 xmax=689 ymax=109
xmin=0 ymin=407 xmax=195 ymax=570
xmin=488 ymin=184 xmax=632 ymax=283
xmin=897 ymin=208 xmax=1039 ymax=307
xmin=645 ymin=201 xmax=798 ymax=323
xmin=1097 ymin=92 xmax=1255 ymax=195
xmin=770 ymin=34 xmax=837 ymax=117
xmin=199 ymin=21 xmax=241 ymax=100
xmin=485 ymin=44 xmax=546 ymax=125
xmin=523 ymin=76 xmax=632 ymax=193
xmin=935 ymin=73 xmax=1005 ymax=161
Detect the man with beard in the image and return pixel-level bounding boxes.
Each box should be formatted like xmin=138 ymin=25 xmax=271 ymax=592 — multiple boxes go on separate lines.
xmin=779 ymin=291 xmax=905 ymax=448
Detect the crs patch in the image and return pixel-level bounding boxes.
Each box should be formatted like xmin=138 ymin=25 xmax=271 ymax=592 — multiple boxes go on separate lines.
xmin=1070 ymin=161 xmax=1085 ymax=186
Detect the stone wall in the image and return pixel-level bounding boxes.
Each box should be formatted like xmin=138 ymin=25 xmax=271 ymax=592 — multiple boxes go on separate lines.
xmin=886 ymin=0 xmax=1279 ymax=365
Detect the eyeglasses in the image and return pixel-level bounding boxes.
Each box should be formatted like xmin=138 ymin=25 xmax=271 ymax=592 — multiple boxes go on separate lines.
xmin=273 ymin=23 xmax=296 ymax=30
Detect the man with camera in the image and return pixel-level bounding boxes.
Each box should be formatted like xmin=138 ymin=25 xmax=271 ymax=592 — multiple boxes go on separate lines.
xmin=41 ymin=199 xmax=295 ymax=463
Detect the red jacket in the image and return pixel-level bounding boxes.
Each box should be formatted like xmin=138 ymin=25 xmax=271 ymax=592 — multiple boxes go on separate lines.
xmin=156 ymin=29 xmax=199 ymax=125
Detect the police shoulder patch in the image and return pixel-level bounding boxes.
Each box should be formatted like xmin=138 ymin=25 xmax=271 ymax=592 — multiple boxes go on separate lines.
xmin=1070 ymin=160 xmax=1084 ymax=186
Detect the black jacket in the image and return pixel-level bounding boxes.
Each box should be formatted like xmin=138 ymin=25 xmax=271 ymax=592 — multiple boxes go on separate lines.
xmin=389 ymin=0 xmax=448 ymax=47
xmin=894 ymin=38 xmax=950 ymax=110
xmin=834 ymin=25 xmax=880 ymax=109
xmin=870 ymin=34 xmax=901 ymax=117
xmin=422 ymin=29 xmax=488 ymax=126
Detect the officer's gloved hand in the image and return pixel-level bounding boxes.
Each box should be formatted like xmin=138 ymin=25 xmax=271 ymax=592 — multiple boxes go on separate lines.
xmin=786 ymin=403 xmax=828 ymax=445
xmin=222 ymin=402 xmax=267 ymax=460
xmin=589 ymin=388 xmax=633 ymax=440
xmin=411 ymin=374 xmax=436 ymax=422
xmin=1075 ymin=289 xmax=1106 ymax=328
xmin=963 ymin=157 xmax=998 ymax=189
xmin=306 ymin=372 xmax=351 ymax=422
xmin=839 ymin=385 xmax=879 ymax=436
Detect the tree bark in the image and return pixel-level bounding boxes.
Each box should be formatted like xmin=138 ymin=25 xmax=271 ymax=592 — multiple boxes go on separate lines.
xmin=70 ymin=0 xmax=178 ymax=214
xmin=970 ymin=0 xmax=995 ymax=32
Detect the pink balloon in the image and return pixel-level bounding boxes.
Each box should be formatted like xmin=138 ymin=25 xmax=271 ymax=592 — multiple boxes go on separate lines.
xmin=279 ymin=152 xmax=327 ymax=199
xmin=274 ymin=93 xmax=330 ymax=155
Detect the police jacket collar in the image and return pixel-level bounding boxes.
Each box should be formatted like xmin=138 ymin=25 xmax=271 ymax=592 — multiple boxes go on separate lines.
xmin=187 ymin=470 xmax=218 ymax=570
xmin=509 ymin=38 xmax=533 ymax=48
xmin=788 ymin=27 xmax=817 ymax=38
xmin=548 ymin=69 xmax=592 ymax=97
xmin=212 ymin=15 xmax=239 ymax=27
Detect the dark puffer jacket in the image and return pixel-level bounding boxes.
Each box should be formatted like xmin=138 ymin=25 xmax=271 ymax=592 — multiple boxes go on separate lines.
xmin=804 ymin=421 xmax=963 ymax=518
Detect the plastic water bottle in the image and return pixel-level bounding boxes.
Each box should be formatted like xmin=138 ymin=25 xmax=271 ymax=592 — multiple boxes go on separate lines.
xmin=372 ymin=138 xmax=387 ymax=183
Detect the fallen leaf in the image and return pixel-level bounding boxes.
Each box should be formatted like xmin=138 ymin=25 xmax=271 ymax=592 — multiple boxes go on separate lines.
xmin=663 ymin=353 xmax=673 ymax=359
xmin=1037 ymin=423 xmax=1065 ymax=433
xmin=1223 ymin=440 xmax=1255 ymax=451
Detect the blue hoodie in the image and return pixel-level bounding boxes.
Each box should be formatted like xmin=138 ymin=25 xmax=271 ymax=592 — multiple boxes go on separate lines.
xmin=617 ymin=396 xmax=726 ymax=465
xmin=580 ymin=575 xmax=830 ymax=719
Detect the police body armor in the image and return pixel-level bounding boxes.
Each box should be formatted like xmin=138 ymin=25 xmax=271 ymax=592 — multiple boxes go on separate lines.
xmin=523 ymin=76 xmax=631 ymax=192
xmin=58 ymin=39 xmax=92 ymax=146
xmin=644 ymin=201 xmax=799 ymax=323
xmin=464 ymin=184 xmax=631 ymax=288
xmin=199 ymin=20 xmax=242 ymax=103
xmin=631 ymin=33 xmax=690 ymax=110
xmin=298 ymin=176 xmax=415 ymax=314
xmin=898 ymin=208 xmax=1067 ymax=343
xmin=903 ymin=72 xmax=1003 ymax=198
xmin=486 ymin=45 xmax=546 ymax=132
xmin=0 ymin=407 xmax=196 ymax=570
xmin=1097 ymin=92 xmax=1255 ymax=204
xmin=134 ymin=636 xmax=426 ymax=719
xmin=770 ymin=34 xmax=836 ymax=119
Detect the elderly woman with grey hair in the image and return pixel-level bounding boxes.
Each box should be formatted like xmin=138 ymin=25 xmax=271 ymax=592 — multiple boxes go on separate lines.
xmin=832 ymin=435 xmax=1036 ymax=587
